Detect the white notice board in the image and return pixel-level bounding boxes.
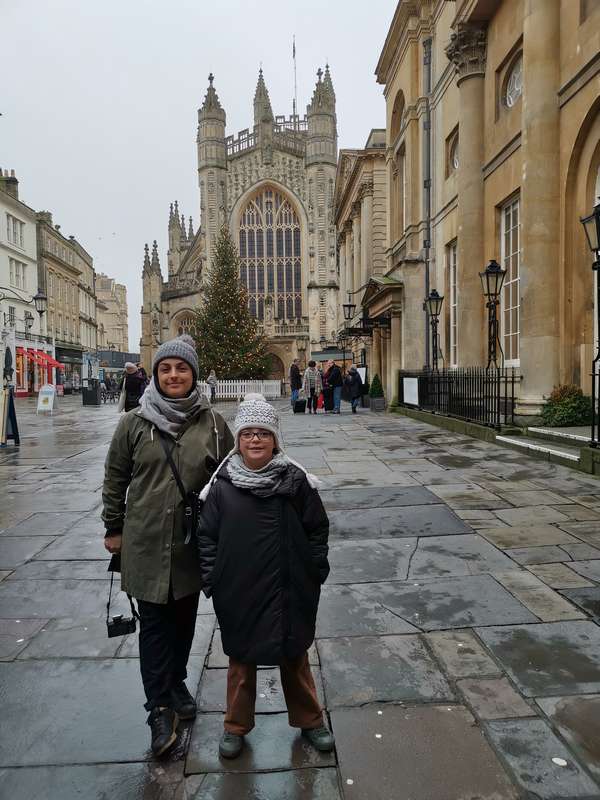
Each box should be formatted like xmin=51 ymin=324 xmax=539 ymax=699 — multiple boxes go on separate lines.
xmin=37 ymin=384 xmax=56 ymax=415
xmin=403 ymin=377 xmax=419 ymax=406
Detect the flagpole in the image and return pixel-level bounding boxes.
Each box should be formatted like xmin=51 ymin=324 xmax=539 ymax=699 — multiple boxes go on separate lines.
xmin=293 ymin=35 xmax=298 ymax=132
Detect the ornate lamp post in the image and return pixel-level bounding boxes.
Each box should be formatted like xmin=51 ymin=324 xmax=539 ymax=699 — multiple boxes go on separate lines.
xmin=580 ymin=199 xmax=600 ymax=447
xmin=343 ymin=295 xmax=356 ymax=322
xmin=479 ymin=259 xmax=506 ymax=369
xmin=425 ymin=289 xmax=444 ymax=372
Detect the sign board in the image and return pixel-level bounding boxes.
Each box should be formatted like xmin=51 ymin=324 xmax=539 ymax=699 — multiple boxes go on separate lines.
xmin=37 ymin=384 xmax=56 ymax=415
xmin=356 ymin=367 xmax=367 ymax=385
xmin=56 ymin=384 xmax=64 ymax=397
xmin=0 ymin=387 xmax=20 ymax=446
xmin=403 ymin=377 xmax=420 ymax=407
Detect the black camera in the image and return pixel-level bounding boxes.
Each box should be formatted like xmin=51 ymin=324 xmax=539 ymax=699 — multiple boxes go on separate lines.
xmin=107 ymin=614 xmax=137 ymax=638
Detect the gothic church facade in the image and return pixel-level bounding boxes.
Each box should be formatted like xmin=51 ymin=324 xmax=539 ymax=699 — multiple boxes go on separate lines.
xmin=140 ymin=68 xmax=339 ymax=378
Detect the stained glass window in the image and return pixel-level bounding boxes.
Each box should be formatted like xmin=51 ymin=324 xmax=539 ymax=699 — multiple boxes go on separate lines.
xmin=238 ymin=186 xmax=303 ymax=321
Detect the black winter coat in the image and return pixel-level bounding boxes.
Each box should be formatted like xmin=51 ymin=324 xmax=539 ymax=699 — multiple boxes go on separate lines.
xmin=326 ymin=364 xmax=343 ymax=388
xmin=196 ymin=464 xmax=330 ymax=665
xmin=344 ymin=368 xmax=363 ymax=399
xmin=289 ymin=363 xmax=302 ymax=390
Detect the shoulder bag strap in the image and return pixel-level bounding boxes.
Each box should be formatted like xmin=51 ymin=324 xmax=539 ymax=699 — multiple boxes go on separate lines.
xmin=106 ymin=570 xmax=140 ymax=622
xmin=158 ymin=431 xmax=188 ymax=505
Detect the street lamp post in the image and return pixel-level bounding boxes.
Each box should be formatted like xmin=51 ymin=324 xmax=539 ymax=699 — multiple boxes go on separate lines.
xmin=424 ymin=290 xmax=444 ymax=373
xmin=479 ymin=260 xmax=506 ymax=370
xmin=580 ymin=199 xmax=600 ymax=447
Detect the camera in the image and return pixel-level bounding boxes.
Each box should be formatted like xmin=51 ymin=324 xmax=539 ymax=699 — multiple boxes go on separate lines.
xmin=107 ymin=614 xmax=137 ymax=638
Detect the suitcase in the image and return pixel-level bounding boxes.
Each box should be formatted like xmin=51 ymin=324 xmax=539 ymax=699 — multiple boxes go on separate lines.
xmin=293 ymin=399 xmax=307 ymax=414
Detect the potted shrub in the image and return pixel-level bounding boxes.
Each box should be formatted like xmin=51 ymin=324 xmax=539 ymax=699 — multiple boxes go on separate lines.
xmin=541 ymin=384 xmax=592 ymax=427
xmin=369 ymin=374 xmax=386 ymax=411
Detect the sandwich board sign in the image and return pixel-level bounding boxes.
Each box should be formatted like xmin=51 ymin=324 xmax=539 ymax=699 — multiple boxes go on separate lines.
xmin=37 ymin=384 xmax=56 ymax=415
xmin=0 ymin=386 xmax=20 ymax=447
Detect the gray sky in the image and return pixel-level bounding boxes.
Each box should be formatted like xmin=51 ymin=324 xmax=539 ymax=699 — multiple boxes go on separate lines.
xmin=3 ymin=0 xmax=396 ymax=350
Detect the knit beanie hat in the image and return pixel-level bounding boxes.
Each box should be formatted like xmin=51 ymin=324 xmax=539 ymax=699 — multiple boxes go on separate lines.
xmin=234 ymin=393 xmax=282 ymax=451
xmin=152 ymin=334 xmax=199 ymax=383
xmin=124 ymin=362 xmax=138 ymax=374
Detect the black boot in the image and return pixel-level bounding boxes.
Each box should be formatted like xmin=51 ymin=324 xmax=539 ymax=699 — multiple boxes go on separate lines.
xmin=170 ymin=682 xmax=197 ymax=720
xmin=147 ymin=707 xmax=178 ymax=757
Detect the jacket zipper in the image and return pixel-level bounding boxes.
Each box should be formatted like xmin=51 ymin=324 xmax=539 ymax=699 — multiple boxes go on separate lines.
xmin=280 ymin=498 xmax=291 ymax=649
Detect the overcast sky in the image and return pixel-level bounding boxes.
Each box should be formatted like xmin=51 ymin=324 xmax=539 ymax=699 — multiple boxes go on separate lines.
xmin=3 ymin=0 xmax=396 ymax=350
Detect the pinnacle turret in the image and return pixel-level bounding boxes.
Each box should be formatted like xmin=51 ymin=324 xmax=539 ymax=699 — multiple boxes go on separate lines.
xmin=151 ymin=240 xmax=161 ymax=273
xmin=188 ymin=216 xmax=194 ymax=239
xmin=142 ymin=242 xmax=151 ymax=274
xmin=308 ymin=65 xmax=336 ymax=114
xmin=180 ymin=214 xmax=187 ymax=244
xmin=199 ymin=72 xmax=225 ymax=122
xmin=254 ymin=67 xmax=274 ymax=124
xmin=323 ymin=63 xmax=336 ymax=101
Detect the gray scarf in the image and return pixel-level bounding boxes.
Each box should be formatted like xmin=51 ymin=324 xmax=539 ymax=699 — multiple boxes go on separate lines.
xmin=137 ymin=377 xmax=208 ymax=437
xmin=226 ymin=452 xmax=291 ymax=497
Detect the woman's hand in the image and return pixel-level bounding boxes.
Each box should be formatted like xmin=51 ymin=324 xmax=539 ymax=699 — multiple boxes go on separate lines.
xmin=104 ymin=534 xmax=123 ymax=554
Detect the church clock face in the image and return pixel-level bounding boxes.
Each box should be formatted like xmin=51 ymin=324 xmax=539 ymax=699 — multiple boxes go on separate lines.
xmin=238 ymin=186 xmax=302 ymax=322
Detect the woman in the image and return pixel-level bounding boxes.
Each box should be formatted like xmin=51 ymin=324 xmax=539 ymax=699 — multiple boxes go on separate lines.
xmin=120 ymin=362 xmax=147 ymax=412
xmin=206 ymin=369 xmax=218 ymax=404
xmin=302 ymin=360 xmax=322 ymax=415
xmin=102 ymin=335 xmax=234 ymax=757
xmin=196 ymin=394 xmax=334 ymax=759
xmin=344 ymin=365 xmax=363 ymax=414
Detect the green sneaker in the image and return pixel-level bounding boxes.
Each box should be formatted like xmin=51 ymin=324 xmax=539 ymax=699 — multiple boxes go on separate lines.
xmin=219 ymin=731 xmax=244 ymax=759
xmin=302 ymin=726 xmax=335 ymax=752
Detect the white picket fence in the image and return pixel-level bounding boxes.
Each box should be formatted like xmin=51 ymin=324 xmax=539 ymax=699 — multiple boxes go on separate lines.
xmin=198 ymin=380 xmax=282 ymax=401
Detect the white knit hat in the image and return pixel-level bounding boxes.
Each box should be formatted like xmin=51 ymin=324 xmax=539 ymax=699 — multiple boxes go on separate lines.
xmin=234 ymin=393 xmax=282 ymax=450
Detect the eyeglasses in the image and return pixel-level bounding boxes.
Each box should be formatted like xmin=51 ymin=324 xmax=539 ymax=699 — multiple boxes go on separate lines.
xmin=240 ymin=430 xmax=273 ymax=441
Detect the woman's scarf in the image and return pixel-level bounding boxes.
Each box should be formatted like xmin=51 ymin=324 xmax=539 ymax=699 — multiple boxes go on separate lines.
xmin=226 ymin=452 xmax=291 ymax=497
xmin=137 ymin=377 xmax=208 ymax=437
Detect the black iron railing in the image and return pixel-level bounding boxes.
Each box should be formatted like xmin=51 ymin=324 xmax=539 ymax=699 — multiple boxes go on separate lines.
xmin=398 ymin=367 xmax=518 ymax=429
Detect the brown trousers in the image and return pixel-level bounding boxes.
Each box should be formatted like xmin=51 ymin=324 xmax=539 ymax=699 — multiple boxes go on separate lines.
xmin=224 ymin=651 xmax=323 ymax=735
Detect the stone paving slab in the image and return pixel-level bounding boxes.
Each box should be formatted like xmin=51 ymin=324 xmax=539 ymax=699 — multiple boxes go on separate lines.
xmin=477 ymin=621 xmax=600 ymax=697
xmin=328 ymin=505 xmax=471 ymax=539
xmin=484 ymin=718 xmax=600 ymax=799
xmin=456 ymin=677 xmax=535 ymax=720
xmin=426 ymin=630 xmax=502 ymax=678
xmin=186 ymin=768 xmax=342 ymax=799
xmin=493 ymin=570 xmax=587 ymax=621
xmin=363 ymin=574 xmax=538 ymax=630
xmin=0 ymin=578 xmax=125 ymax=619
xmin=569 ymin=560 xmax=600 ymax=582
xmin=0 ymin=618 xmax=48 ymax=660
xmin=494 ymin=489 xmax=568 ymax=507
xmin=198 ymin=666 xmax=325 ymax=713
xmin=317 ymin=634 xmax=453 ymax=707
xmin=316 ymin=584 xmax=418 ymax=637
xmin=504 ymin=545 xmax=572 ymax=565
xmin=0 ymin=657 xmax=197 ymax=766
xmin=331 ymin=704 xmax=518 ymax=800
xmin=536 ymin=694 xmax=600 ymax=782
xmin=480 ymin=524 xmax=579 ymax=549
xmin=33 ymin=532 xmax=107 ymax=561
xmin=16 ymin=617 xmax=123 ymax=659
xmin=0 ymin=536 xmax=56 ymax=569
xmin=561 ymin=542 xmax=600 ymax=560
xmin=0 ymin=763 xmax=184 ymax=800
xmin=0 ymin=512 xmax=83 ymax=537
xmin=185 ymin=712 xmax=335 ymax=774
xmin=7 ymin=559 xmax=110 ymax=580
xmin=326 ymin=538 xmax=416 ymax=584
xmin=407 ymin=534 xmax=516 ymax=578
xmin=560 ymin=587 xmax=600 ymax=620
xmin=527 ymin=563 xmax=595 ymax=589
xmin=426 ymin=483 xmax=508 ymax=510
xmin=492 ymin=505 xmax=571 ymax=526
xmin=319 ymin=485 xmax=438 ymax=511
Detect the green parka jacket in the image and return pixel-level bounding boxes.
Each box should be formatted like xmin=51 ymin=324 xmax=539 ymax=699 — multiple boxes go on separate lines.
xmin=102 ymin=403 xmax=234 ymax=604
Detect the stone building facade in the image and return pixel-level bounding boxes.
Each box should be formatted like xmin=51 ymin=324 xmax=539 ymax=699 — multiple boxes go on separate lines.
xmin=363 ymin=0 xmax=600 ymax=414
xmin=141 ymin=68 xmax=339 ymax=378
xmin=96 ymin=273 xmax=129 ymax=352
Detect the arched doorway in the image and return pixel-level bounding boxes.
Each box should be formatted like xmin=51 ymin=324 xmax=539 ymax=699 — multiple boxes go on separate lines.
xmin=266 ymin=352 xmax=285 ymax=380
xmin=237 ymin=185 xmax=303 ymax=322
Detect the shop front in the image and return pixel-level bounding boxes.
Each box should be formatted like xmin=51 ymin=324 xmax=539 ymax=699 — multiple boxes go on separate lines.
xmin=14 ymin=340 xmax=62 ymax=397
xmin=55 ymin=347 xmax=83 ymax=394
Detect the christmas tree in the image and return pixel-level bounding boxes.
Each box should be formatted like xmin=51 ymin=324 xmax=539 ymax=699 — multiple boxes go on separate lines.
xmin=193 ymin=226 xmax=269 ymax=379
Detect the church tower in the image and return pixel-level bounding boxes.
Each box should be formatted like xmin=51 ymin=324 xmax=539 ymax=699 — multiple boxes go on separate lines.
xmin=140 ymin=241 xmax=163 ymax=371
xmin=197 ymin=74 xmax=227 ymax=273
xmin=306 ymin=65 xmax=339 ymax=342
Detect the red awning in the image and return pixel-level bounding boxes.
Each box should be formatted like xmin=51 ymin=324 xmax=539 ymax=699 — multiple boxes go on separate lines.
xmin=35 ymin=350 xmax=63 ymax=369
xmin=26 ymin=349 xmax=48 ymax=367
xmin=16 ymin=346 xmax=25 ymax=355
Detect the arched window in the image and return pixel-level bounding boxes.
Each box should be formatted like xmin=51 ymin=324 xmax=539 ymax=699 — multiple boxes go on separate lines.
xmin=504 ymin=54 xmax=523 ymax=108
xmin=172 ymin=312 xmax=198 ymax=338
xmin=390 ymin=90 xmax=405 ymax=143
xmin=238 ymin=186 xmax=302 ymax=321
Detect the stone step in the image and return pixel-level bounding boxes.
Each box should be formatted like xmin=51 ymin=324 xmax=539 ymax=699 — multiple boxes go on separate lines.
xmin=527 ymin=426 xmax=591 ymax=446
xmin=495 ymin=434 xmax=581 ymax=464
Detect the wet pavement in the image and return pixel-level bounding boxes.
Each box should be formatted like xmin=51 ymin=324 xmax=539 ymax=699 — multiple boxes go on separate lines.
xmin=1 ymin=396 xmax=600 ymax=798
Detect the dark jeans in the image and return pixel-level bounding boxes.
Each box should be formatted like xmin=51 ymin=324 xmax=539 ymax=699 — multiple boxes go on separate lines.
xmin=210 ymin=388 xmax=216 ymax=404
xmin=307 ymin=388 xmax=318 ymax=412
xmin=137 ymin=589 xmax=200 ymax=711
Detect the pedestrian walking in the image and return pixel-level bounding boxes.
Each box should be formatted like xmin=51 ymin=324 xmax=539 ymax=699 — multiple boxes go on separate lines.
xmin=324 ymin=360 xmax=343 ymax=414
xmin=344 ymin=365 xmax=363 ymax=414
xmin=206 ymin=369 xmax=218 ymax=404
xmin=302 ymin=360 xmax=322 ymax=414
xmin=196 ymin=393 xmax=334 ymax=759
xmin=102 ymin=335 xmax=234 ymax=757
xmin=119 ymin=362 xmax=147 ymax=412
xmin=289 ymin=358 xmax=302 ymax=408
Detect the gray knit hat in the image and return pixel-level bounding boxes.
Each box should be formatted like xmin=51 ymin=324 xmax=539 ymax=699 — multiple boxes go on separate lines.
xmin=234 ymin=393 xmax=282 ymax=450
xmin=152 ymin=334 xmax=198 ymax=382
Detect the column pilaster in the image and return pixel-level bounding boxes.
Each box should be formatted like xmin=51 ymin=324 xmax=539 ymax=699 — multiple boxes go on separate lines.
xmin=351 ymin=203 xmax=361 ymax=298
xmin=360 ymin=182 xmax=373 ymax=288
xmin=446 ymin=24 xmax=487 ymax=366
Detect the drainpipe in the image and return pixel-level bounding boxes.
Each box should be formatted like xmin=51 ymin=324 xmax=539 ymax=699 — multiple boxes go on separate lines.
xmin=423 ymin=37 xmax=433 ymax=370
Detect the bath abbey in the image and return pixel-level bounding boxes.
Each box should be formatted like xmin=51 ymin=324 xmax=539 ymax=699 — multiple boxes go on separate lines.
xmin=140 ymin=68 xmax=340 ymax=379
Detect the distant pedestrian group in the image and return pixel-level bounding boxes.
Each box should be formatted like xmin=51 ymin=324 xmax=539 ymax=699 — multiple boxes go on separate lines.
xmin=289 ymin=358 xmax=362 ymax=414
